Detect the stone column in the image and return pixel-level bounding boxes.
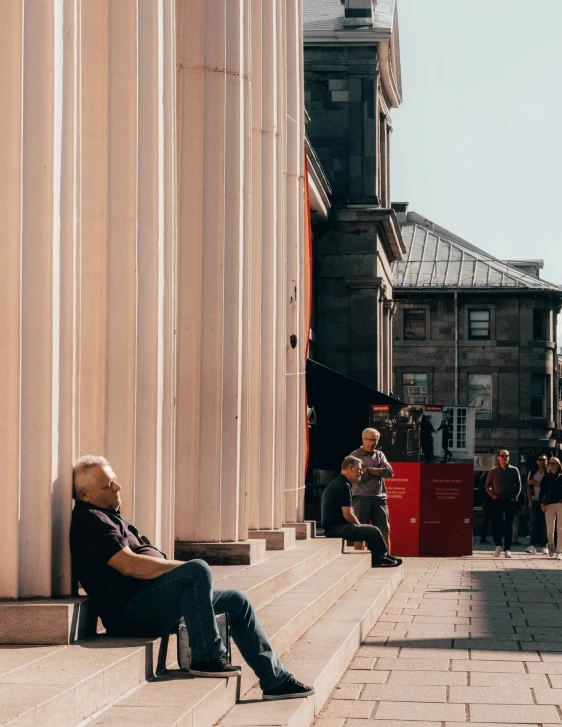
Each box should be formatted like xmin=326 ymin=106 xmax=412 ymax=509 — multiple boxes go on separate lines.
xmin=383 ymin=301 xmax=392 ymax=394
xmin=245 ymin=0 xmax=264 ymax=532
xmin=19 ymin=0 xmax=57 ymax=598
xmin=257 ymin=0 xmax=279 ymax=531
xmin=238 ymin=0 xmax=254 ymax=538
xmin=283 ymin=0 xmax=306 ymax=525
xmin=0 ymin=0 xmax=24 ymax=598
xmin=104 ymin=0 xmax=138 ymax=521
xmin=134 ymin=0 xmax=165 ymax=545
xmin=274 ymin=0 xmax=287 ymax=530
xmin=175 ymin=0 xmax=247 ymax=545
xmin=347 ymin=279 xmax=383 ymax=389
xmin=78 ymin=0 xmax=109 ymax=456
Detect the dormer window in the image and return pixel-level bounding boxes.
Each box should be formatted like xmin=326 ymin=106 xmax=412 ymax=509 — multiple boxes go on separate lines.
xmin=342 ymin=0 xmax=374 ymax=26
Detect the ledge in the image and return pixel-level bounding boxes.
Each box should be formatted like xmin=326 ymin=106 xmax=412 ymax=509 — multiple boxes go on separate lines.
xmin=0 ymin=597 xmax=97 ymax=645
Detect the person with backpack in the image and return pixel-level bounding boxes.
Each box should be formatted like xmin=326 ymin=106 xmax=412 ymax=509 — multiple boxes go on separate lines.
xmin=539 ymin=457 xmax=562 ymax=559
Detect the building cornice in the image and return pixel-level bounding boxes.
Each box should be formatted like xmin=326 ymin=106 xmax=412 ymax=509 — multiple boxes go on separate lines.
xmin=336 ymin=206 xmax=406 ymax=262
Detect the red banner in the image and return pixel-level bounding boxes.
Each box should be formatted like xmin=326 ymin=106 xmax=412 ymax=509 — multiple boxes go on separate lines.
xmin=386 ymin=462 xmax=420 ymax=556
xmin=419 ymin=464 xmax=474 ymax=556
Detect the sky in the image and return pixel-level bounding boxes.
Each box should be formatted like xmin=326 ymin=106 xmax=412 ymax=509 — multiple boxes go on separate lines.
xmin=391 ymin=0 xmax=562 ymax=291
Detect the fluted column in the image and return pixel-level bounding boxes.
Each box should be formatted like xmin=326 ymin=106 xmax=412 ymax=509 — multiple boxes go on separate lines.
xmin=244 ymin=0 xmax=264 ymax=532
xmin=273 ymin=0 xmax=287 ymax=530
xmin=258 ymin=0 xmax=279 ymax=530
xmin=283 ymin=0 xmax=306 ymax=524
xmin=238 ymin=0 xmax=254 ymax=538
xmin=176 ymin=0 xmax=246 ymax=543
xmin=19 ymin=0 xmax=57 ymax=598
xmin=104 ymin=0 xmax=138 ymax=520
xmin=0 ymin=0 xmax=23 ymax=598
xmin=77 ymin=0 xmax=109 ymax=455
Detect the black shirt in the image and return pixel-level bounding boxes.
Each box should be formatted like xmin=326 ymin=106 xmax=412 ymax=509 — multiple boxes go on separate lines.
xmin=70 ymin=501 xmax=166 ymax=630
xmin=539 ymin=473 xmax=562 ymax=506
xmin=321 ymin=474 xmax=353 ymax=531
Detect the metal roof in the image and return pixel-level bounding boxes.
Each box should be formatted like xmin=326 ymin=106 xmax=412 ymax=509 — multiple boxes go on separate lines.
xmin=393 ymin=212 xmax=562 ymax=293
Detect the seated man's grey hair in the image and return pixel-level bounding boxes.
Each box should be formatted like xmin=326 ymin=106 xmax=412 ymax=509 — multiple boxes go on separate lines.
xmin=341 ymin=455 xmax=362 ymax=470
xmin=72 ymin=455 xmax=110 ymax=500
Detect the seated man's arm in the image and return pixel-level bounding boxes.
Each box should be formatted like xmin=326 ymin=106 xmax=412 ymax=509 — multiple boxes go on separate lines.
xmin=108 ymin=547 xmax=186 ymax=580
xmin=341 ymin=506 xmax=360 ymax=525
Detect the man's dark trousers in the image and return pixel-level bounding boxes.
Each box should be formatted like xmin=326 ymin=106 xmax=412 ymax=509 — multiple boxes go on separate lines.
xmin=490 ymin=498 xmax=516 ymax=549
xmin=324 ymin=523 xmax=387 ymax=562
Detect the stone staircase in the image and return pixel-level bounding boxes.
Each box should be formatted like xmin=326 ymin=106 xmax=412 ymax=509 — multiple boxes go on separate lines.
xmin=0 ymin=538 xmax=402 ymax=727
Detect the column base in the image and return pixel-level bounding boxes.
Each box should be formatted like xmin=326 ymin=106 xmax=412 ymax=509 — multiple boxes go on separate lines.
xmin=174 ymin=539 xmax=267 ymax=565
xmin=248 ymin=527 xmax=296 ymax=550
xmin=0 ymin=597 xmax=97 ymax=645
xmin=282 ymin=521 xmax=316 ymax=539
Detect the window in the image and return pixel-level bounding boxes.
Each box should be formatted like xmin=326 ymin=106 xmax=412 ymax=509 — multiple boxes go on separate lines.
xmin=533 ymin=309 xmax=548 ymax=340
xmin=403 ymin=309 xmax=426 ymax=340
xmin=531 ymin=374 xmax=551 ymax=418
xmin=402 ymin=373 xmax=427 ymax=405
xmin=469 ymin=310 xmax=490 ymax=340
xmin=468 ymin=374 xmax=492 ymax=420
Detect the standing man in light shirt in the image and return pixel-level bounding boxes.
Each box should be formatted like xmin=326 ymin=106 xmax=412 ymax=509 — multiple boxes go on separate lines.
xmin=349 ymin=428 xmax=394 ymax=554
xmin=485 ymin=449 xmax=522 ymax=559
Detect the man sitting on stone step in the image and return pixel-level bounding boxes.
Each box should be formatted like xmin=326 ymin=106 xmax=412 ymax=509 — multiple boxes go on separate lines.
xmin=70 ymin=455 xmax=314 ymax=701
xmin=321 ymin=456 xmax=402 ymax=568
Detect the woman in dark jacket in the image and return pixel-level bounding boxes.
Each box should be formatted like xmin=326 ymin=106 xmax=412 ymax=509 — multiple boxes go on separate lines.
xmin=539 ymin=457 xmax=562 ymax=559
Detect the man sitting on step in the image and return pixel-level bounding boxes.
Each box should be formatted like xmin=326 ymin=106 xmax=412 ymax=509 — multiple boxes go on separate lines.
xmin=70 ymin=455 xmax=314 ymax=701
xmin=321 ymin=456 xmax=402 ymax=568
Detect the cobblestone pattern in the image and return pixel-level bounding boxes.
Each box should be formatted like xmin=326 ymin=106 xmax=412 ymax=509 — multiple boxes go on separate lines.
xmin=315 ymin=541 xmax=562 ymax=726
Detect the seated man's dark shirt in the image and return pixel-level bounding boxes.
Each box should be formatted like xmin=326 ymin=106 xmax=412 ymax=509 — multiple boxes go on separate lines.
xmin=321 ymin=474 xmax=352 ymax=531
xmin=70 ymin=500 xmax=166 ymax=631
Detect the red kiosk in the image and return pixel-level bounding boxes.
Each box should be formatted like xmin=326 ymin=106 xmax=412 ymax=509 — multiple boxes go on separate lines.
xmin=372 ymin=404 xmax=475 ymax=557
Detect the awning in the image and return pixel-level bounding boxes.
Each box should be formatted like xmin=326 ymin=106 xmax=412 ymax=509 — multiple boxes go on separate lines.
xmin=306 ymin=359 xmax=405 ymax=473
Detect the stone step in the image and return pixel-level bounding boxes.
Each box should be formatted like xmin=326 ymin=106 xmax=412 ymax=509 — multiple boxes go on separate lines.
xmin=212 ymin=536 xmax=344 ymax=611
xmin=1 ymin=537 xmax=341 ymax=646
xmin=0 ymin=633 xmax=177 ymax=727
xmin=0 ymin=538 xmax=345 ymax=725
xmin=220 ymin=566 xmax=403 ymax=727
xmin=80 ymin=552 xmax=376 ymax=727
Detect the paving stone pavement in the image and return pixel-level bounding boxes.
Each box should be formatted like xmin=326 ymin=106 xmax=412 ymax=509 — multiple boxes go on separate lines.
xmin=314 ymin=539 xmax=562 ymax=726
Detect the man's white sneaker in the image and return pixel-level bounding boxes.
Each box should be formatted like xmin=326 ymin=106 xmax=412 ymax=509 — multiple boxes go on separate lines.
xmin=556 ymin=553 xmax=562 ymax=560
xmin=493 ymin=546 xmax=501 ymax=558
xmin=504 ymin=550 xmax=512 ymax=558
xmin=542 ymin=546 xmax=550 ymax=555
xmin=525 ymin=545 xmax=536 ymax=554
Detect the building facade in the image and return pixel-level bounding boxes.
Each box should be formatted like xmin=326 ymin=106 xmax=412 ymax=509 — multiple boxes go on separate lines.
xmin=392 ymin=209 xmax=562 ymax=472
xmin=303 ymin=0 xmax=405 ymax=393
xmin=0 ymin=0 xmax=309 ymax=600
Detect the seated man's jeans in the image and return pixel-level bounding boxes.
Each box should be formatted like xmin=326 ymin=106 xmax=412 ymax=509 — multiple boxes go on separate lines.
xmin=325 ymin=523 xmax=387 ymax=561
xmin=111 ymin=560 xmax=288 ymax=691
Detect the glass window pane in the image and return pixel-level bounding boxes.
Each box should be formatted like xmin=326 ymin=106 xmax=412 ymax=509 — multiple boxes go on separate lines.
xmin=469 ymin=309 xmax=490 ymax=339
xmin=468 ymin=374 xmax=492 ymax=419
xmin=404 ymin=310 xmax=426 ymax=340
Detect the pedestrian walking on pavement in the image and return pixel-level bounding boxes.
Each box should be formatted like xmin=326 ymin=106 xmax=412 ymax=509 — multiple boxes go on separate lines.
xmin=485 ymin=449 xmax=522 ymax=559
xmin=526 ymin=454 xmax=548 ymax=554
xmin=539 ymin=457 xmax=562 ymax=559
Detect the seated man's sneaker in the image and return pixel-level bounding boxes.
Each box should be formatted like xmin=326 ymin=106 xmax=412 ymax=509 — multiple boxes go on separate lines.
xmin=371 ymin=555 xmax=401 ymax=568
xmin=262 ymin=675 xmax=315 ymax=701
xmin=189 ymin=656 xmax=241 ymax=677
xmin=504 ymin=550 xmax=512 ymax=558
xmin=389 ymin=556 xmax=403 ymax=566
xmin=525 ymin=545 xmax=536 ymax=554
